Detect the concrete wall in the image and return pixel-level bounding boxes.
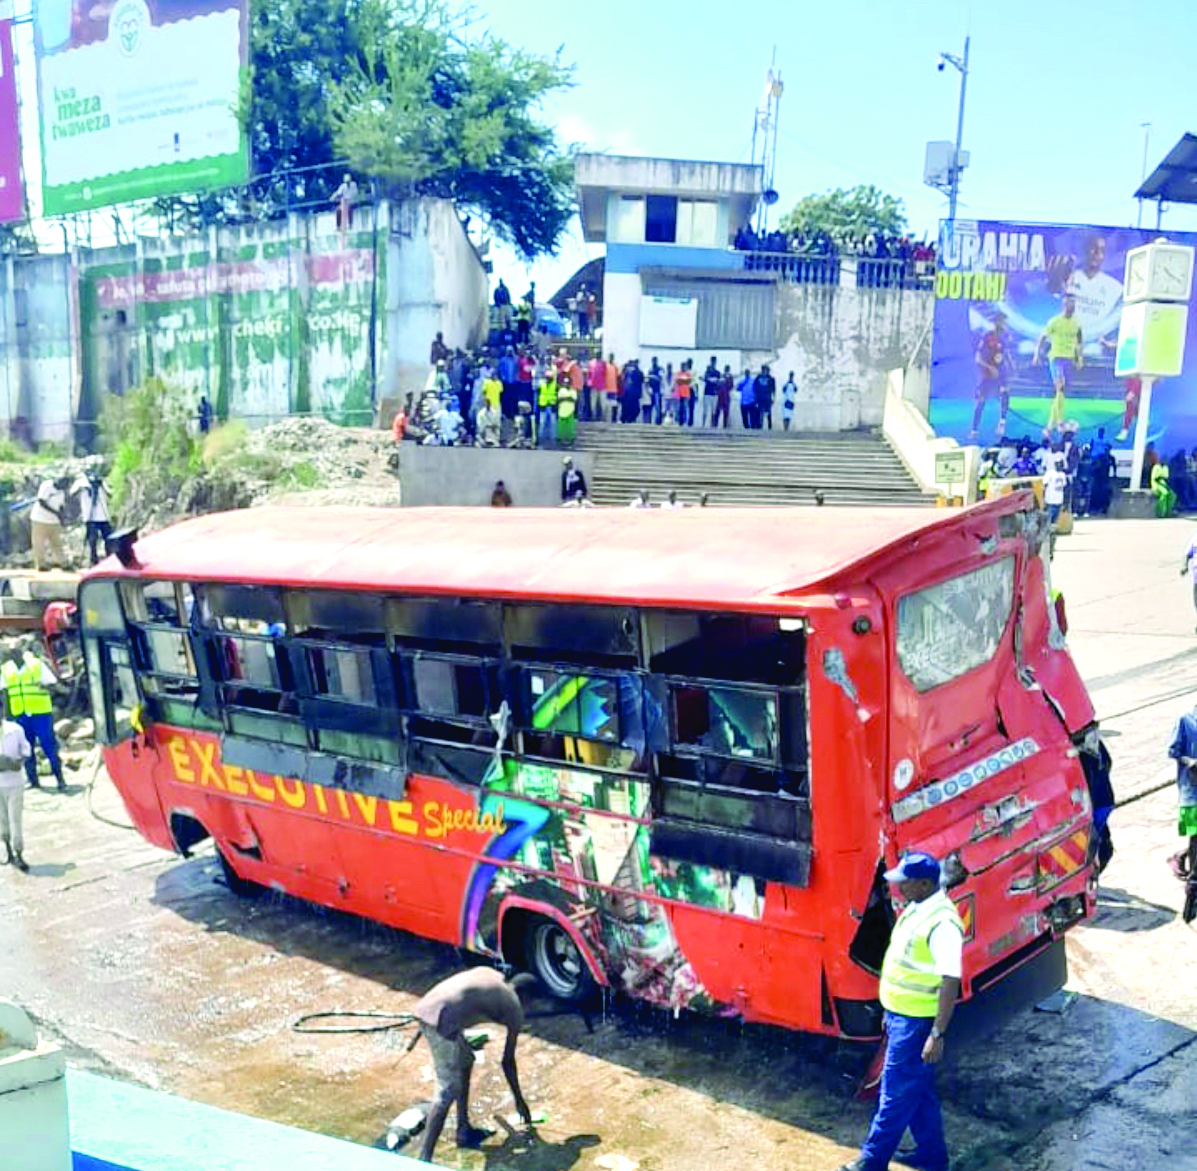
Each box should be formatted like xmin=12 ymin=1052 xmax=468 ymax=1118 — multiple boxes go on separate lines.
xmin=599 ymin=271 xmax=932 ymax=433
xmin=0 ymin=198 xmax=486 ymax=447
xmin=383 ymin=198 xmax=488 ymax=412
xmin=771 ymin=283 xmax=932 ymax=431
xmin=883 ymin=367 xmax=980 ymax=502
xmin=0 ymin=254 xmax=76 ymax=445
xmin=399 ymin=445 xmax=597 ymax=508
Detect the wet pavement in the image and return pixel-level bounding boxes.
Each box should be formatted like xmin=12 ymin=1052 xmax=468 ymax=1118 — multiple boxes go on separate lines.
xmin=2 ymin=515 xmax=1196 ymax=1171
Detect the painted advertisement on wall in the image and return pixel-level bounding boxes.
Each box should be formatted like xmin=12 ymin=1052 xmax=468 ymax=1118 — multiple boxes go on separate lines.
xmin=76 ymin=220 xmax=382 ymax=444
xmin=0 ymin=6 xmax=24 ymax=223
xmin=930 ymin=220 xmax=1197 ymax=453
xmin=33 ymin=0 xmax=247 ymax=214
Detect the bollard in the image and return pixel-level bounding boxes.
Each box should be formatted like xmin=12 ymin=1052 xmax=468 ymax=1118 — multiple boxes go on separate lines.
xmin=0 ymin=1000 xmax=71 ymax=1171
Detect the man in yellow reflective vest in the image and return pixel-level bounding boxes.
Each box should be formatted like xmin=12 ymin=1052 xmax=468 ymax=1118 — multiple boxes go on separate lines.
xmin=0 ymin=650 xmax=65 ymax=791
xmin=840 ymin=853 xmax=963 ymax=1171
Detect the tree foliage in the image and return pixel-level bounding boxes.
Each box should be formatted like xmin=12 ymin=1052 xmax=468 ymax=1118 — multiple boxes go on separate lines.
xmin=779 ymin=184 xmax=908 ymax=241
xmin=328 ymin=0 xmax=575 ymax=260
xmin=159 ymin=0 xmax=576 ymax=259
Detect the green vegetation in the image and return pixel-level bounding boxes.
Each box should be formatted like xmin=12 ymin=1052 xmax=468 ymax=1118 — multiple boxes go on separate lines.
xmin=101 ymin=377 xmax=203 ymax=514
xmin=160 ymin=0 xmax=575 ymax=259
xmin=780 ymin=184 xmax=908 ymax=242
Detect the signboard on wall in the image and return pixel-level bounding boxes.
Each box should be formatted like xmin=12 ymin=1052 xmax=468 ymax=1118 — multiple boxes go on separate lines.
xmin=930 ymin=220 xmax=1197 ymax=451
xmin=32 ymin=0 xmax=248 ymax=215
xmin=0 ymin=3 xmax=24 ymax=223
xmin=639 ymin=294 xmax=697 ymax=348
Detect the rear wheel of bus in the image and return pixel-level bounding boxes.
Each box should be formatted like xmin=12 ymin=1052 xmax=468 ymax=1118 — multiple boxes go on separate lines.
xmin=523 ymin=917 xmax=595 ymax=1002
xmin=217 ymin=848 xmax=265 ymax=899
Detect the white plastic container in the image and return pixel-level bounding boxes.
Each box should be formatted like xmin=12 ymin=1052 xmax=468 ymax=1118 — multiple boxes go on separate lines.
xmin=0 ymin=1001 xmax=71 ymax=1171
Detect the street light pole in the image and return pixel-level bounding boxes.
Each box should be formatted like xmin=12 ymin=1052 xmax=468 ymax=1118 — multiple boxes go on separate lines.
xmin=1137 ymin=122 xmax=1151 ymax=230
xmin=949 ymin=37 xmax=969 ymax=222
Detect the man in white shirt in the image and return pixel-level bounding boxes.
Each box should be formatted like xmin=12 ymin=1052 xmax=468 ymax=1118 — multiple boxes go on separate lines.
xmin=71 ymin=464 xmax=112 ymax=565
xmin=29 ymin=477 xmax=67 ymax=572
xmin=0 ymin=692 xmax=32 ymax=871
xmin=1044 ymin=463 xmax=1068 ymax=526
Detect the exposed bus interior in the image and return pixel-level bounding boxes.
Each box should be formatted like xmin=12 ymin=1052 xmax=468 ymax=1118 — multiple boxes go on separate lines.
xmin=83 ymin=577 xmax=814 ymax=893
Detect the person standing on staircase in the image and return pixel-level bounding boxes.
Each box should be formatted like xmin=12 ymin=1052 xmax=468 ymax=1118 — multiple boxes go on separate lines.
xmin=674 ymin=361 xmax=695 ymax=427
xmin=753 ymin=365 xmax=777 ymax=430
xmin=0 ymin=649 xmax=65 ymax=792
xmin=715 ymin=365 xmax=733 ymax=429
xmin=702 ymin=357 xmax=722 ymax=428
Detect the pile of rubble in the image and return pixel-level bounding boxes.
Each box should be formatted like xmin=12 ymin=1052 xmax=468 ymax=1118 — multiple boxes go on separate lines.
xmin=0 ymin=417 xmax=400 ymax=565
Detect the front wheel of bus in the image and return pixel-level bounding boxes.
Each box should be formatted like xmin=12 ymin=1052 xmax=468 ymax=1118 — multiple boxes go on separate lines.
xmin=525 ymin=918 xmax=594 ymax=1002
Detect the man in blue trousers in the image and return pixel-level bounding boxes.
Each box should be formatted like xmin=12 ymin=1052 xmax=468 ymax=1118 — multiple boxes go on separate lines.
xmin=840 ymin=852 xmax=963 ymax=1171
xmin=1 ymin=650 xmax=65 ymax=791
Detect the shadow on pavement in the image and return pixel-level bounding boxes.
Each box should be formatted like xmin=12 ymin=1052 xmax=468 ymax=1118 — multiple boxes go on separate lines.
xmin=149 ymin=854 xmax=1196 ymax=1171
xmin=1089 ymin=886 xmax=1176 ymax=932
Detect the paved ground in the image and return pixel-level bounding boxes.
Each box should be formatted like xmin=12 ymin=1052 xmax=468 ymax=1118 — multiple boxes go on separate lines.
xmin=3 ymin=514 xmax=1196 ymax=1171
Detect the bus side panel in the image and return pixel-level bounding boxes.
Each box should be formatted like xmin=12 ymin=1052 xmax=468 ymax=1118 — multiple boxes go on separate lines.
xmin=666 ymin=904 xmax=823 ymax=1029
xmin=104 ymin=741 xmax=175 ymax=853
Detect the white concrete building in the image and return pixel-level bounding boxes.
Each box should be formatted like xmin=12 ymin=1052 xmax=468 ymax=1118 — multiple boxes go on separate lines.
xmin=575 ymin=153 xmax=765 ymax=368
xmin=574 ymin=152 xmax=935 ymax=432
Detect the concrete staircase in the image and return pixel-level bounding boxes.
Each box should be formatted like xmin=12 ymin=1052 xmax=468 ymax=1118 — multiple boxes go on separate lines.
xmin=572 ymin=423 xmax=935 ymax=508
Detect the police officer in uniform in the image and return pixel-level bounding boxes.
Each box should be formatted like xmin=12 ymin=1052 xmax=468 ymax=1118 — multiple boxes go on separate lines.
xmin=840 ymin=852 xmax=963 ymax=1171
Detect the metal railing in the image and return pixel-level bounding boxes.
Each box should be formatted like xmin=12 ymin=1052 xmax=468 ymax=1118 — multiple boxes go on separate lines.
xmin=739 ymin=250 xmax=935 ymax=291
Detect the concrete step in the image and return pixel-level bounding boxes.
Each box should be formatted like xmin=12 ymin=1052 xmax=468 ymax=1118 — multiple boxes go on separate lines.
xmin=573 ymin=422 xmax=933 ymax=508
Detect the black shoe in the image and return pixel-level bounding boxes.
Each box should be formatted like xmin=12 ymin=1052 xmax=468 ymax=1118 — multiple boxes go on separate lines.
xmin=28 ymin=780 xmax=41 ymax=789
xmin=56 ymin=780 xmax=68 ymax=793
xmin=896 ymin=1148 xmax=950 ymax=1171
xmin=12 ymin=852 xmax=28 ymax=872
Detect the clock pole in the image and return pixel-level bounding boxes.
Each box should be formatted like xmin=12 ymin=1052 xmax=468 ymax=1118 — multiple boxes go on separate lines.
xmin=1129 ymin=377 xmax=1154 ymax=493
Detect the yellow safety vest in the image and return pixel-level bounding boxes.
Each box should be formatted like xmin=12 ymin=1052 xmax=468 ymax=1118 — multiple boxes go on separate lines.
xmin=878 ymin=891 xmax=963 ymax=1017
xmin=538 ymin=378 xmax=558 ymax=408
xmin=2 ymin=657 xmax=52 ymax=717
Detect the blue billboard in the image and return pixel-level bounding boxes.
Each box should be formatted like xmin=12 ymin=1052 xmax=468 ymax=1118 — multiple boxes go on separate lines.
xmin=929 ymin=220 xmax=1197 ymax=455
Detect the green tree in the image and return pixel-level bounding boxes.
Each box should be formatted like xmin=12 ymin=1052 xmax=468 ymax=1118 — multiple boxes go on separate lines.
xmin=329 ymin=0 xmax=575 ymax=260
xmin=779 ymin=184 xmax=908 ymax=242
xmin=158 ymin=0 xmax=576 ymax=259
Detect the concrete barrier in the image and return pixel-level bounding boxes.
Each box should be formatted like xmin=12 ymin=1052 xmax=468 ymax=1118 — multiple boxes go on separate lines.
xmin=883 ymin=368 xmax=981 ymax=503
xmin=69 ymin=1069 xmax=425 ymax=1171
xmin=398 ymin=445 xmax=597 ymax=508
xmin=0 ymin=1001 xmax=70 ymax=1171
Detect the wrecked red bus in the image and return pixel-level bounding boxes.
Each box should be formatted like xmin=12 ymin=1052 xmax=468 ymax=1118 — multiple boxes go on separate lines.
xmin=78 ymin=497 xmax=1102 ymax=1038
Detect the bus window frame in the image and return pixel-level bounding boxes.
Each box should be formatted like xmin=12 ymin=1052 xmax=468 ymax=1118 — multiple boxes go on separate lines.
xmin=893 ymin=554 xmax=1018 ymax=695
xmin=513 ymin=661 xmax=648 ymax=776
xmin=662 ymin=674 xmax=784 ymax=767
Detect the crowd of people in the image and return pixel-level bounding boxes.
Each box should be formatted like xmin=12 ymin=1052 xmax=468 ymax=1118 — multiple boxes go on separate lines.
xmin=977 ymin=427 xmax=1197 ymax=522
xmin=734 ymin=227 xmax=937 ymax=289
xmin=396 ymin=335 xmax=807 ymax=450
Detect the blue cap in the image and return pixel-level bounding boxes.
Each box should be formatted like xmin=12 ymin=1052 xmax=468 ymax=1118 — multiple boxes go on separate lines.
xmin=883 ymin=852 xmax=941 ymax=884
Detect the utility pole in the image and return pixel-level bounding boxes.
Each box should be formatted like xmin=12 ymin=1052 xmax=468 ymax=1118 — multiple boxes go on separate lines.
xmin=1137 ymin=123 xmax=1151 ymax=229
xmin=938 ymin=36 xmax=970 ymax=223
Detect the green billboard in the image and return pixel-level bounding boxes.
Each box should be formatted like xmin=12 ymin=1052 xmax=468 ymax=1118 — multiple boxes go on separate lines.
xmin=33 ymin=0 xmax=248 ymax=215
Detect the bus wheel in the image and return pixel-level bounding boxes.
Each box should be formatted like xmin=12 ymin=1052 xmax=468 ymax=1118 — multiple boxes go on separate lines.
xmin=524 ymin=917 xmax=594 ymax=1002
xmin=217 ymin=849 xmax=264 ymax=899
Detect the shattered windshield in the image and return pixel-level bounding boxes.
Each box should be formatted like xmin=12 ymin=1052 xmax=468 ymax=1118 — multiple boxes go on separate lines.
xmin=896 ymin=557 xmax=1015 ymax=692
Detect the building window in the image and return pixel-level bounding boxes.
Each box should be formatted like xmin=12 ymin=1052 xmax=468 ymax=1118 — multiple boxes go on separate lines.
xmin=612 ymin=196 xmax=646 ymax=243
xmin=678 ymin=200 xmax=718 ymax=248
xmin=645 ymin=195 xmax=678 ymax=243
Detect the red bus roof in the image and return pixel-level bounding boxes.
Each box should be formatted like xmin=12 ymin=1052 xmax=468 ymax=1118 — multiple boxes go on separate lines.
xmin=94 ymin=499 xmax=1024 ymax=611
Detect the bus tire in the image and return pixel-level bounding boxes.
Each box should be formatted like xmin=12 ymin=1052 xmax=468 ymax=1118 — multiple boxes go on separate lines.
xmin=523 ymin=917 xmax=595 ymax=1003
xmin=217 ymin=848 xmax=264 ymax=899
